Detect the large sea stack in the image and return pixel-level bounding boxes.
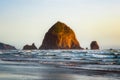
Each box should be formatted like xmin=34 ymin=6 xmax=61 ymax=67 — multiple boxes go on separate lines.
xmin=90 ymin=41 xmax=99 ymax=50
xmin=39 ymin=21 xmax=82 ymax=49
xmin=0 ymin=42 xmax=16 ymax=50
xmin=23 ymin=43 xmax=37 ymax=50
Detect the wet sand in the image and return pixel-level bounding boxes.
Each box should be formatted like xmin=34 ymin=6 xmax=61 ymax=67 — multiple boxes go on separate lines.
xmin=0 ymin=61 xmax=120 ymax=80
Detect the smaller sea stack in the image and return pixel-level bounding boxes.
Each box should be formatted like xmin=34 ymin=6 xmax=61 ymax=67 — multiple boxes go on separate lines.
xmin=23 ymin=43 xmax=37 ymax=50
xmin=90 ymin=41 xmax=99 ymax=50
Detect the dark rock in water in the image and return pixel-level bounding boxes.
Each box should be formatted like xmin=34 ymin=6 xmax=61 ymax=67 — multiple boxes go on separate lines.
xmin=39 ymin=21 xmax=82 ymax=49
xmin=23 ymin=43 xmax=37 ymax=50
xmin=0 ymin=42 xmax=16 ymax=50
xmin=90 ymin=41 xmax=99 ymax=50
xmin=86 ymin=47 xmax=88 ymax=50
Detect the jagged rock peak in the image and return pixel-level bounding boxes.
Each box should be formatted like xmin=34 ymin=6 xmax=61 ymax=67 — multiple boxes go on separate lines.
xmin=39 ymin=21 xmax=82 ymax=49
xmin=23 ymin=43 xmax=37 ymax=50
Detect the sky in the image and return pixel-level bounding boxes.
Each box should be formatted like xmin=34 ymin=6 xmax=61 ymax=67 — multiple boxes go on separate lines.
xmin=0 ymin=0 xmax=120 ymax=49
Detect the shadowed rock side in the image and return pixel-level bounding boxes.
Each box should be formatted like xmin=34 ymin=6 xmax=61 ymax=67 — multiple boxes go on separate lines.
xmin=0 ymin=42 xmax=16 ymax=50
xmin=39 ymin=21 xmax=82 ymax=49
xmin=23 ymin=43 xmax=37 ymax=50
xmin=90 ymin=41 xmax=99 ymax=50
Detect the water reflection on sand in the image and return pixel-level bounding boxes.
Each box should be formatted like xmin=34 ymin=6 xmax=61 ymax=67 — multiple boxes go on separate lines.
xmin=0 ymin=61 xmax=119 ymax=80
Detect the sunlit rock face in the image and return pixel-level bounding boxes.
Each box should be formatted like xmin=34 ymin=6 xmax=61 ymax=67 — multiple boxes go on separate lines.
xmin=90 ymin=41 xmax=99 ymax=50
xmin=39 ymin=21 xmax=82 ymax=49
xmin=23 ymin=43 xmax=37 ymax=50
xmin=0 ymin=42 xmax=16 ymax=50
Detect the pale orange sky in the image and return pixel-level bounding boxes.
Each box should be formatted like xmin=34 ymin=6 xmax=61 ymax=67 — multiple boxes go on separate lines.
xmin=0 ymin=0 xmax=120 ymax=49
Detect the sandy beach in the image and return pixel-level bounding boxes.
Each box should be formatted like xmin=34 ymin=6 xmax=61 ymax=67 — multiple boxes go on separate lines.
xmin=0 ymin=60 xmax=120 ymax=80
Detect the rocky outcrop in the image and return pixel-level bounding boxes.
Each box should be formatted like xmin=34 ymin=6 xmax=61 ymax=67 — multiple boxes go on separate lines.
xmin=23 ymin=43 xmax=37 ymax=50
xmin=39 ymin=21 xmax=82 ymax=49
xmin=0 ymin=42 xmax=16 ymax=50
xmin=90 ymin=41 xmax=99 ymax=50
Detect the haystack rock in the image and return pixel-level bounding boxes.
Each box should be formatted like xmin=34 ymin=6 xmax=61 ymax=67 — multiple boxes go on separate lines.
xmin=90 ymin=41 xmax=99 ymax=50
xmin=23 ymin=43 xmax=37 ymax=50
xmin=0 ymin=42 xmax=16 ymax=50
xmin=39 ymin=21 xmax=82 ymax=49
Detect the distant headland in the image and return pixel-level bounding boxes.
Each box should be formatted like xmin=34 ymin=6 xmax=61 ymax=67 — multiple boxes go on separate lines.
xmin=0 ymin=42 xmax=16 ymax=50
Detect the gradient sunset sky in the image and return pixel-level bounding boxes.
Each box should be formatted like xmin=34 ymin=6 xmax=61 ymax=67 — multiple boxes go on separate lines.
xmin=0 ymin=0 xmax=120 ymax=49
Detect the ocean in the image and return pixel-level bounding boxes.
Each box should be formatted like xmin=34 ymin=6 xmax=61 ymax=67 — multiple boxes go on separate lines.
xmin=0 ymin=50 xmax=120 ymax=80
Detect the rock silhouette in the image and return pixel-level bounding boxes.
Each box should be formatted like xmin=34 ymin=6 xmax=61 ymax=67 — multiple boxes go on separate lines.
xmin=23 ymin=43 xmax=37 ymax=50
xmin=39 ymin=21 xmax=82 ymax=49
xmin=90 ymin=41 xmax=99 ymax=50
xmin=0 ymin=42 xmax=16 ymax=50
